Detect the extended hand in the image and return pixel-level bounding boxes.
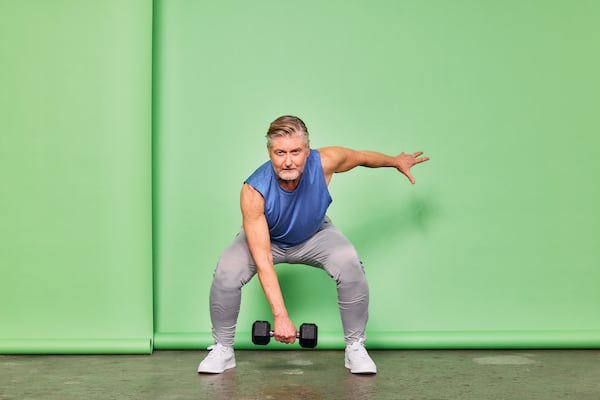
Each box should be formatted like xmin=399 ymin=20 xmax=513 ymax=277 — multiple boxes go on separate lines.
xmin=273 ymin=316 xmax=297 ymax=344
xmin=396 ymin=151 xmax=429 ymax=184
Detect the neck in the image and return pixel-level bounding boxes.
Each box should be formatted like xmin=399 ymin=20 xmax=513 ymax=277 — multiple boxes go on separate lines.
xmin=278 ymin=177 xmax=300 ymax=191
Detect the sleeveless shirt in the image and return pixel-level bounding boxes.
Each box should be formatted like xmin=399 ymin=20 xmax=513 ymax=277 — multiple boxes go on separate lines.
xmin=244 ymin=149 xmax=332 ymax=247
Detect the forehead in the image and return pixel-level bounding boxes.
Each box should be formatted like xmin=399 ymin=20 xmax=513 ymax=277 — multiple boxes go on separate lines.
xmin=269 ymin=135 xmax=307 ymax=151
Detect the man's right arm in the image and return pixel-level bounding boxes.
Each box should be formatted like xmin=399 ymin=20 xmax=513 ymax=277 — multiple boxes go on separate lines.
xmin=240 ymin=183 xmax=297 ymax=344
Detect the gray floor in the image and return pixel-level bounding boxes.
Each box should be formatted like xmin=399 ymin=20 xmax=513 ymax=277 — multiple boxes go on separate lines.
xmin=1 ymin=350 xmax=599 ymax=400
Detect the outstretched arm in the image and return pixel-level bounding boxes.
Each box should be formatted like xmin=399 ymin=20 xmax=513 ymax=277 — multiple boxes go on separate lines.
xmin=240 ymin=183 xmax=298 ymax=344
xmin=318 ymin=146 xmax=430 ymax=184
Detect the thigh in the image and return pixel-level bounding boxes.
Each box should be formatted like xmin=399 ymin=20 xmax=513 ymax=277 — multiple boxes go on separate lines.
xmin=288 ymin=219 xmax=364 ymax=279
xmin=213 ymin=229 xmax=257 ymax=288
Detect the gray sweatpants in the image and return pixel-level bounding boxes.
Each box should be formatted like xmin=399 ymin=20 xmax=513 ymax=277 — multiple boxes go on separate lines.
xmin=209 ymin=217 xmax=369 ymax=346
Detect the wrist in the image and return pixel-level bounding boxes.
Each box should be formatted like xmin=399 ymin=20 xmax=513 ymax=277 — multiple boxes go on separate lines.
xmin=273 ymin=311 xmax=289 ymax=320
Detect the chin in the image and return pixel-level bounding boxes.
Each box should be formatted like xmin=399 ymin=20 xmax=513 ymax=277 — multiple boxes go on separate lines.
xmin=279 ymin=171 xmax=300 ymax=181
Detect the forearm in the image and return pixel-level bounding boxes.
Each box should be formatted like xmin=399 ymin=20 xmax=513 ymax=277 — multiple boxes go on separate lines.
xmin=255 ymin=264 xmax=288 ymax=319
xmin=245 ymin=229 xmax=296 ymax=342
xmin=252 ymin=251 xmax=297 ymax=343
xmin=355 ymin=150 xmax=398 ymax=169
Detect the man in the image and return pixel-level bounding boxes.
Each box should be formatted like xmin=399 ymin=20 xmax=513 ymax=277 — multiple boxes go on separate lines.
xmin=198 ymin=115 xmax=429 ymax=374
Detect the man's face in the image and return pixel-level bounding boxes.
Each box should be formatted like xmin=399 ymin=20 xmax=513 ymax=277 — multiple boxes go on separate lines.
xmin=268 ymin=135 xmax=310 ymax=182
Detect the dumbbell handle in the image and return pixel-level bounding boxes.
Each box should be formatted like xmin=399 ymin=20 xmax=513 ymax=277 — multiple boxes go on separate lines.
xmin=266 ymin=330 xmax=302 ymax=338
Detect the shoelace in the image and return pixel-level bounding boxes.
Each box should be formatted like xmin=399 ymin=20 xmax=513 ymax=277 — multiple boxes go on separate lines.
xmin=349 ymin=339 xmax=369 ymax=357
xmin=205 ymin=344 xmax=227 ymax=358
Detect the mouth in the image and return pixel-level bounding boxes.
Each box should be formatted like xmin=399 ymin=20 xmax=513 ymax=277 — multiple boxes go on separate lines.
xmin=279 ymin=168 xmax=300 ymax=181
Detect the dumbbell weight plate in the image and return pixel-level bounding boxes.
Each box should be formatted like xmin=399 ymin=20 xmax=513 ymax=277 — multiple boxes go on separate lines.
xmin=298 ymin=323 xmax=318 ymax=348
xmin=252 ymin=320 xmax=271 ymax=345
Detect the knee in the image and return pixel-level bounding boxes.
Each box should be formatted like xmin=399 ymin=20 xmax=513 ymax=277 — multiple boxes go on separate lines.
xmin=326 ymin=245 xmax=366 ymax=285
xmin=212 ymin=243 xmax=256 ymax=290
xmin=212 ymin=259 xmax=255 ymax=290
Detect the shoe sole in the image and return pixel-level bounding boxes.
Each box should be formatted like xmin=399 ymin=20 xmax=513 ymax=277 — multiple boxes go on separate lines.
xmin=197 ymin=360 xmax=236 ymax=374
xmin=345 ymin=359 xmax=377 ymax=374
xmin=345 ymin=365 xmax=377 ymax=374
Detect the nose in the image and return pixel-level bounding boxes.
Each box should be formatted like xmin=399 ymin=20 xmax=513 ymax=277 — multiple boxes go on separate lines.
xmin=284 ymin=153 xmax=293 ymax=167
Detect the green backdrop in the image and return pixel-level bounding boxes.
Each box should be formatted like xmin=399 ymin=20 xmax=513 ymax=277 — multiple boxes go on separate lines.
xmin=1 ymin=1 xmax=599 ymax=354
xmin=153 ymin=0 xmax=600 ymax=350
xmin=0 ymin=1 xmax=153 ymax=353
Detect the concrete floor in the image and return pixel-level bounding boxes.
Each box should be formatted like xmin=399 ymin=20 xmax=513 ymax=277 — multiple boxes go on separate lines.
xmin=1 ymin=350 xmax=599 ymax=400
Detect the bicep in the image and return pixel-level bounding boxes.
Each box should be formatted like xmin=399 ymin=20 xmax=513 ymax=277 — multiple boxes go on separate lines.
xmin=319 ymin=146 xmax=364 ymax=175
xmin=240 ymin=184 xmax=272 ymax=267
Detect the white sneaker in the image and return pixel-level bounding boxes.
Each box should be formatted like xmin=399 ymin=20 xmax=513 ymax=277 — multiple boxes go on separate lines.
xmin=197 ymin=343 xmax=236 ymax=374
xmin=345 ymin=338 xmax=377 ymax=374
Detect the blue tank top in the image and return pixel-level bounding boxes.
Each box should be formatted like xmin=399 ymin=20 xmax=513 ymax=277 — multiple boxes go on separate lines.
xmin=244 ymin=149 xmax=333 ymax=247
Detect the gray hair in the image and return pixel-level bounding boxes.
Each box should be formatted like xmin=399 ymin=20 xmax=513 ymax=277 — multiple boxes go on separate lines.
xmin=266 ymin=115 xmax=310 ymax=148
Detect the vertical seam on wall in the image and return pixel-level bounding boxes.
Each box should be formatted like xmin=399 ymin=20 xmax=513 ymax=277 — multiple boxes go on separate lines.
xmin=150 ymin=0 xmax=158 ymax=352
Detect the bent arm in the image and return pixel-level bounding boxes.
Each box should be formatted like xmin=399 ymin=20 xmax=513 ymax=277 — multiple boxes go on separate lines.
xmin=240 ymin=183 xmax=297 ymax=343
xmin=318 ymin=146 xmax=429 ymax=184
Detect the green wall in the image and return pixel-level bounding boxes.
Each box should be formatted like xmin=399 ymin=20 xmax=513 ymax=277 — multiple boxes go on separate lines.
xmin=153 ymin=0 xmax=600 ymax=350
xmin=0 ymin=1 xmax=153 ymax=353
xmin=1 ymin=1 xmax=599 ymax=354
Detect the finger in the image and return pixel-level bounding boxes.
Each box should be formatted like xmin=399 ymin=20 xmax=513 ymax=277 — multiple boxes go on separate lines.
xmin=414 ymin=156 xmax=430 ymax=164
xmin=412 ymin=151 xmax=424 ymax=158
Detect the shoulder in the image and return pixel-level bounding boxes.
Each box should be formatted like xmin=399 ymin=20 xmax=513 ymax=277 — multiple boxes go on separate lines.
xmin=241 ymin=182 xmax=262 ymax=198
xmin=316 ymin=146 xmax=355 ymax=174
xmin=315 ymin=146 xmax=337 ymax=170
xmin=240 ymin=183 xmax=264 ymax=215
xmin=246 ymin=159 xmax=273 ymax=181
xmin=245 ymin=160 xmax=274 ymax=193
xmin=315 ymin=146 xmax=344 ymax=183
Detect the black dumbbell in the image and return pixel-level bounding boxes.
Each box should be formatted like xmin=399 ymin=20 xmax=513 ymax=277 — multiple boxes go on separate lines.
xmin=252 ymin=320 xmax=318 ymax=348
